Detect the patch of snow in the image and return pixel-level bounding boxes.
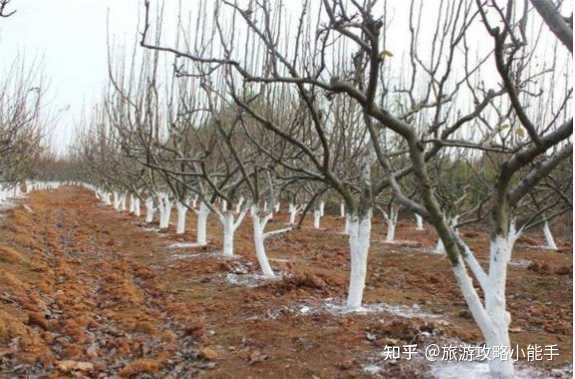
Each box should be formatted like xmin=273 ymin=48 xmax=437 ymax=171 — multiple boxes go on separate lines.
xmin=322 ymin=299 xmax=440 ymax=319
xmin=509 ymin=259 xmax=532 ymax=268
xmin=0 ymin=200 xmax=18 ymax=211
xmin=363 ymin=364 xmax=383 ymax=375
xmin=431 ymin=361 xmax=567 ymax=379
xmin=379 ymin=239 xmax=421 ymax=247
xmin=225 ymin=272 xmax=281 ymax=288
xmin=168 ymin=250 xmax=238 ymax=261
xmin=168 ymin=242 xmax=203 ymax=249
xmin=279 ymin=298 xmax=440 ymax=320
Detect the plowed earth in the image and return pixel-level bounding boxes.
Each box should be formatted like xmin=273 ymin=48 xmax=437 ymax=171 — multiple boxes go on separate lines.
xmin=0 ymin=187 xmax=572 ymax=378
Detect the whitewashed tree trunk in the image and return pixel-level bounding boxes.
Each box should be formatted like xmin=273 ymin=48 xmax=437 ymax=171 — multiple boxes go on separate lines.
xmin=288 ymin=203 xmax=300 ymax=225
xmin=319 ymin=201 xmax=325 ymax=217
xmin=434 ymin=237 xmax=445 ymax=253
xmin=251 ymin=207 xmax=275 ymax=278
xmin=453 ymin=222 xmax=522 ymax=379
xmin=383 ymin=207 xmax=398 ymax=242
xmin=222 ymin=212 xmax=235 ymax=257
xmin=346 ymin=210 xmax=372 ymax=309
xmin=113 ymin=192 xmax=121 ymax=211
xmin=145 ymin=196 xmax=155 ymax=223
xmin=102 ymin=192 xmax=111 ymax=206
xmin=435 ymin=216 xmax=458 ymax=253
xmin=221 ymin=199 xmax=228 ymax=213
xmin=119 ymin=193 xmax=127 ymax=212
xmin=129 ymin=194 xmax=136 ymax=214
xmin=340 ymin=202 xmax=345 ymax=218
xmin=415 ymin=213 xmax=423 ymax=230
xmin=158 ymin=194 xmax=173 ymax=230
xmin=274 ymin=202 xmax=280 ymax=213
xmin=176 ymin=201 xmax=188 ymax=234
xmin=543 ymin=221 xmax=558 ymax=250
xmin=313 ymin=209 xmax=321 ymax=229
xmin=344 ymin=213 xmax=350 ymax=234
xmin=133 ymin=197 xmax=141 ymax=217
xmin=195 ymin=202 xmax=210 ymax=246
xmin=219 ymin=208 xmax=248 ymax=258
xmin=235 ymin=197 xmax=244 ymax=213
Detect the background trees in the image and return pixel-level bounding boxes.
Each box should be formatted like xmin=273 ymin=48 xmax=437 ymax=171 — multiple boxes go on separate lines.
xmin=134 ymin=1 xmax=571 ymax=377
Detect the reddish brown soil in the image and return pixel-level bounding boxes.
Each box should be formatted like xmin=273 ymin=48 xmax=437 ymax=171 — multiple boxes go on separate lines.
xmin=0 ymin=187 xmax=572 ymax=378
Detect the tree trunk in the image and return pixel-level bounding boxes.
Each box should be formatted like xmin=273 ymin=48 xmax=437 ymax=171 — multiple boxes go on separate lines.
xmin=288 ymin=204 xmax=298 ymax=225
xmin=543 ymin=221 xmax=558 ymax=250
xmin=133 ymin=197 xmax=141 ymax=217
xmin=346 ymin=210 xmax=372 ymax=309
xmin=129 ymin=194 xmax=136 ymax=214
xmin=222 ymin=212 xmax=235 ymax=257
xmin=158 ymin=194 xmax=172 ymax=230
xmin=451 ymin=230 xmax=518 ymax=379
xmin=313 ymin=209 xmax=321 ymax=229
xmin=113 ymin=192 xmax=121 ymax=211
xmin=176 ymin=201 xmax=188 ymax=234
xmin=485 ymin=234 xmax=515 ymax=378
xmin=415 ymin=213 xmax=423 ymax=230
xmin=119 ymin=193 xmax=127 ymax=212
xmin=434 ymin=237 xmax=445 ymax=253
xmin=251 ymin=208 xmax=275 ymax=278
xmin=145 ymin=196 xmax=155 ymax=223
xmin=196 ymin=202 xmax=210 ymax=246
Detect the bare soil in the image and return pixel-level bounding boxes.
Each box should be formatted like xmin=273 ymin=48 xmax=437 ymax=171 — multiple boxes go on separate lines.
xmin=0 ymin=187 xmax=572 ymax=378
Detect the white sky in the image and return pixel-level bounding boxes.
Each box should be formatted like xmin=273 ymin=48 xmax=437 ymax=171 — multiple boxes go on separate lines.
xmin=0 ymin=0 xmax=571 ymax=156
xmin=0 ymin=0 xmax=143 ymax=155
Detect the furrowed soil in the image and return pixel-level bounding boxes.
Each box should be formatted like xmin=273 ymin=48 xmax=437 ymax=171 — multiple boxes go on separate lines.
xmin=0 ymin=187 xmax=572 ymax=378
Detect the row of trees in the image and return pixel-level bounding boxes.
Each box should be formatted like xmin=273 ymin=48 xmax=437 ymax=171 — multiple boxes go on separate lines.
xmin=69 ymin=1 xmax=571 ymax=378
xmin=0 ymin=1 xmax=49 ymax=195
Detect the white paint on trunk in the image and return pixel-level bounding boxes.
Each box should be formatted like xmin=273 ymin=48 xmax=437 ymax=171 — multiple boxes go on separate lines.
xmin=145 ymin=196 xmax=155 ymax=223
xmin=176 ymin=201 xmax=188 ymax=234
xmin=129 ymin=194 xmax=136 ymax=214
xmin=222 ymin=212 xmax=235 ymax=257
xmin=235 ymin=197 xmax=244 ymax=213
xmin=119 ymin=193 xmax=127 ymax=212
xmin=451 ymin=222 xmax=522 ymax=379
xmin=383 ymin=207 xmax=398 ymax=242
xmin=217 ymin=207 xmax=248 ymax=258
xmin=346 ymin=210 xmax=372 ymax=309
xmin=415 ymin=213 xmax=423 ymax=230
xmin=158 ymin=193 xmax=173 ymax=230
xmin=251 ymin=209 xmax=275 ymax=278
xmin=274 ymin=202 xmax=280 ymax=213
xmin=133 ymin=197 xmax=141 ymax=217
xmin=319 ymin=201 xmax=325 ymax=217
xmin=543 ymin=221 xmax=558 ymax=250
xmin=195 ymin=202 xmax=210 ymax=246
xmin=340 ymin=202 xmax=345 ymax=218
xmin=288 ymin=203 xmax=302 ymax=225
xmin=434 ymin=237 xmax=445 ymax=253
xmin=113 ymin=192 xmax=121 ymax=211
xmin=313 ymin=209 xmax=321 ymax=229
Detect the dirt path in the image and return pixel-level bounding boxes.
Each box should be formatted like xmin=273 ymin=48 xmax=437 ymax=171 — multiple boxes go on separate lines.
xmin=0 ymin=187 xmax=572 ymax=378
